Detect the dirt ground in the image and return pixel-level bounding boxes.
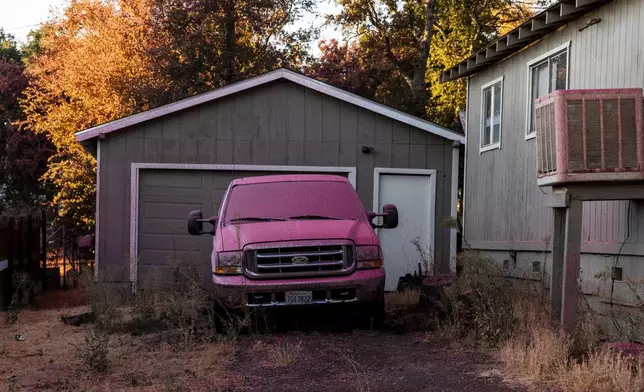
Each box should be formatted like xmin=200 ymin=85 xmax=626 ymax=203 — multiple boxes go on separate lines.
xmin=0 ymin=291 xmax=527 ymax=392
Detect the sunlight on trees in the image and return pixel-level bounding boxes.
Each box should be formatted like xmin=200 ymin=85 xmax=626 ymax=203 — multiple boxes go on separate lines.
xmin=10 ymin=0 xmax=542 ymax=228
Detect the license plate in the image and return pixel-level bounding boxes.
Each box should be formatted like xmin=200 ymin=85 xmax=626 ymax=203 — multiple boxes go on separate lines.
xmin=285 ymin=291 xmax=312 ymax=305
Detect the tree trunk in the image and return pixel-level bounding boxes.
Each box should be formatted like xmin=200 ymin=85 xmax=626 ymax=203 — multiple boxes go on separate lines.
xmin=223 ymin=0 xmax=236 ymax=83
xmin=411 ymin=0 xmax=435 ymax=117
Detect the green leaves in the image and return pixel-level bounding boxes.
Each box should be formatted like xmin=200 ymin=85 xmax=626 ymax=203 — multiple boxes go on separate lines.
xmin=309 ymin=0 xmax=538 ymax=128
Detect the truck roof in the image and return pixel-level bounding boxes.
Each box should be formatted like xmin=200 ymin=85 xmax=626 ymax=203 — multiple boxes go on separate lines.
xmin=231 ymin=174 xmax=350 ymax=186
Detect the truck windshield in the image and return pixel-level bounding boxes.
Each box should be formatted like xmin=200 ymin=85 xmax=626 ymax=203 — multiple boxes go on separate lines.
xmin=223 ymin=181 xmax=364 ymax=225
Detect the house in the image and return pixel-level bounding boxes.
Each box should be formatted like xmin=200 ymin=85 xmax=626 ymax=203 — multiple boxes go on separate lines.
xmin=75 ymin=68 xmax=464 ymax=293
xmin=440 ymin=0 xmax=644 ymax=330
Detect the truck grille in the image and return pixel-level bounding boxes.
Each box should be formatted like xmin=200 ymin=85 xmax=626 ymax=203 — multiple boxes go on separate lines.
xmin=244 ymin=242 xmax=354 ymax=278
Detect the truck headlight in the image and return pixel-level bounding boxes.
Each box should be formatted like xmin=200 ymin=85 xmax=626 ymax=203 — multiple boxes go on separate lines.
xmin=215 ymin=251 xmax=243 ymax=275
xmin=356 ymin=245 xmax=383 ymax=269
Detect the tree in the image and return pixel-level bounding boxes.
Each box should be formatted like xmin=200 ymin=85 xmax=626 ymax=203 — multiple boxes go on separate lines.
xmin=20 ymin=0 xmax=169 ymax=228
xmin=152 ymin=0 xmax=318 ymax=100
xmin=311 ymin=0 xmax=537 ymax=125
xmin=20 ymin=0 xmax=321 ymax=227
xmin=0 ymin=29 xmax=53 ymax=214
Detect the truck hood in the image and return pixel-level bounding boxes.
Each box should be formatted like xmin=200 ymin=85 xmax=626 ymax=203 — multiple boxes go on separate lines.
xmin=217 ymin=219 xmax=376 ymax=250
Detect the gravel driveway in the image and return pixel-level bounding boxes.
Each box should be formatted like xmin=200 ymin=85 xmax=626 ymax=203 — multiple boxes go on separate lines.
xmin=231 ymin=331 xmax=526 ymax=392
xmin=1 ymin=292 xmax=528 ymax=392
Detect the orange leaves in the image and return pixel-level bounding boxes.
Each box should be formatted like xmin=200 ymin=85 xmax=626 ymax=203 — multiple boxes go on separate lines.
xmin=21 ymin=0 xmax=169 ymax=227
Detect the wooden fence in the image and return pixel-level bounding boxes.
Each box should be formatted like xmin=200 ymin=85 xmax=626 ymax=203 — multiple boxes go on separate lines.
xmin=0 ymin=213 xmax=46 ymax=308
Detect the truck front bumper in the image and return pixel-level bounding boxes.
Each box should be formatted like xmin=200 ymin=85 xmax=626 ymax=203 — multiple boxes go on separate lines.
xmin=212 ymin=269 xmax=385 ymax=308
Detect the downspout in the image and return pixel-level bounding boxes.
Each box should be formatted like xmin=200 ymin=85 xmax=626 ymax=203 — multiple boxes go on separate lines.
xmin=450 ymin=140 xmax=460 ymax=273
xmin=95 ymin=138 xmax=101 ymax=281
xmin=462 ymin=76 xmax=470 ymax=251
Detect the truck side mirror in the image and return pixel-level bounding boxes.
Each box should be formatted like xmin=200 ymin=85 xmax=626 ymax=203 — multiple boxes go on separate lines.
xmin=381 ymin=204 xmax=399 ymax=229
xmin=188 ymin=211 xmax=204 ymax=235
xmin=187 ymin=210 xmax=218 ymax=235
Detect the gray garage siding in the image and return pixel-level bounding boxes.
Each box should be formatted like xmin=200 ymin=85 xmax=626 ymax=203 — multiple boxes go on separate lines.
xmin=97 ymin=79 xmax=454 ymax=283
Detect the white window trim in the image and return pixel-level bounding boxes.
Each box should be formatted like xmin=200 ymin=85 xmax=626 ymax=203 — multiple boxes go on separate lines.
xmin=479 ymin=76 xmax=504 ymax=153
xmin=525 ymin=41 xmax=571 ymax=140
xmin=128 ymin=163 xmax=357 ymax=294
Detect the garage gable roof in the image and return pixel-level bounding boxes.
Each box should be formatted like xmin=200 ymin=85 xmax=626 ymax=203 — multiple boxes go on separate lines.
xmin=75 ymin=68 xmax=464 ymax=143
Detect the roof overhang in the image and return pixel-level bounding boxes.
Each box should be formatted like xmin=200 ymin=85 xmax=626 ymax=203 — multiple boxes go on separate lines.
xmin=439 ymin=0 xmax=613 ymax=84
xmin=76 ymin=68 xmax=465 ymax=144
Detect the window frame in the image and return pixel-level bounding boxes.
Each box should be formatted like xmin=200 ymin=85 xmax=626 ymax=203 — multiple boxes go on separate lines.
xmin=479 ymin=76 xmax=504 ymax=153
xmin=525 ymin=41 xmax=571 ymax=140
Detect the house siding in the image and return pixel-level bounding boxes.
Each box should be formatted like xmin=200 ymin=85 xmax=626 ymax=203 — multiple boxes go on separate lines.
xmin=98 ymin=79 xmax=454 ymax=283
xmin=464 ymin=0 xmax=644 ymax=302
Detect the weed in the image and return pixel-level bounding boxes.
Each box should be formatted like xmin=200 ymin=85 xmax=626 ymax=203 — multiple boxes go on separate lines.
xmin=79 ymin=327 xmax=110 ymax=372
xmin=5 ymin=271 xmax=34 ymax=325
xmin=339 ymin=350 xmax=371 ymax=392
xmin=411 ymin=237 xmax=433 ymax=276
xmin=267 ymin=341 xmax=302 ymax=367
xmin=441 ymin=250 xmax=514 ymax=346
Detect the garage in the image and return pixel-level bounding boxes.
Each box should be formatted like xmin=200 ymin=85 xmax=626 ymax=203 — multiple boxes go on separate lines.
xmin=76 ymin=68 xmax=464 ymax=292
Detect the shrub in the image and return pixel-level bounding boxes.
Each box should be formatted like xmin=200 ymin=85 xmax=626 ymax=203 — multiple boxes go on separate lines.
xmin=441 ymin=251 xmax=515 ymax=346
xmin=79 ymin=328 xmax=110 ymax=372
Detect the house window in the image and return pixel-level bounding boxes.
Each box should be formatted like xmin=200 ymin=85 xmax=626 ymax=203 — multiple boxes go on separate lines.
xmin=527 ymin=43 xmax=569 ymax=138
xmin=480 ymin=76 xmax=503 ymax=152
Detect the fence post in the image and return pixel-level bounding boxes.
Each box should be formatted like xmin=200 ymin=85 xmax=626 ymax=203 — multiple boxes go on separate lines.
xmin=41 ymin=209 xmax=47 ymax=291
xmin=26 ymin=215 xmax=35 ymax=303
xmin=5 ymin=218 xmax=15 ymax=308
xmin=17 ymin=217 xmax=25 ymax=304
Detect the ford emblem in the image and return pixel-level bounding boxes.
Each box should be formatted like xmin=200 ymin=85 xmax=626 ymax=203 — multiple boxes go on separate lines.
xmin=291 ymin=256 xmax=309 ymax=264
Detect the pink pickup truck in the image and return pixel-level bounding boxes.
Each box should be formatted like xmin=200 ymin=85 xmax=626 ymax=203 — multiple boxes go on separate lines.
xmin=187 ymin=174 xmax=398 ymax=326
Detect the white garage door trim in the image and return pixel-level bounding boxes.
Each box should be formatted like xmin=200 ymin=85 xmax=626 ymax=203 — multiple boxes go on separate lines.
xmin=372 ymin=168 xmax=437 ymax=282
xmin=129 ymin=163 xmax=357 ymax=293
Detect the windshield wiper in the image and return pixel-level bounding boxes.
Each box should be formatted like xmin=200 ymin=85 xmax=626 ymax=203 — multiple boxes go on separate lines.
xmin=287 ymin=215 xmax=347 ymax=221
xmin=229 ymin=217 xmax=287 ymax=223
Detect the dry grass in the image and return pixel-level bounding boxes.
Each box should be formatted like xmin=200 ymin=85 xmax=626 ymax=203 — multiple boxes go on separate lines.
xmin=500 ymin=325 xmax=570 ymax=381
xmin=561 ymin=349 xmax=644 ymax=392
xmin=445 ymin=251 xmax=644 ymax=392
xmin=498 ymin=288 xmax=643 ymax=392
xmin=385 ymin=289 xmax=420 ymax=310
xmin=267 ymin=340 xmax=302 ymax=367
xmin=338 ymin=350 xmax=372 ymax=392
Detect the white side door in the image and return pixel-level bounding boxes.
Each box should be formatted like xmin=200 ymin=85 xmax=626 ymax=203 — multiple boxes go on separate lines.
xmin=373 ymin=169 xmax=435 ymax=291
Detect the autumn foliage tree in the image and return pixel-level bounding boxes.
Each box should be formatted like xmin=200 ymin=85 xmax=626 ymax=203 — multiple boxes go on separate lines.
xmin=20 ymin=0 xmax=320 ymax=227
xmin=308 ymin=0 xmax=541 ymax=126
xmin=20 ymin=0 xmax=168 ymax=228
xmin=0 ymin=29 xmax=53 ymax=214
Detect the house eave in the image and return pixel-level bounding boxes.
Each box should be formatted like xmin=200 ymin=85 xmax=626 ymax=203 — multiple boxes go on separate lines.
xmin=439 ymin=0 xmax=613 ymax=84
